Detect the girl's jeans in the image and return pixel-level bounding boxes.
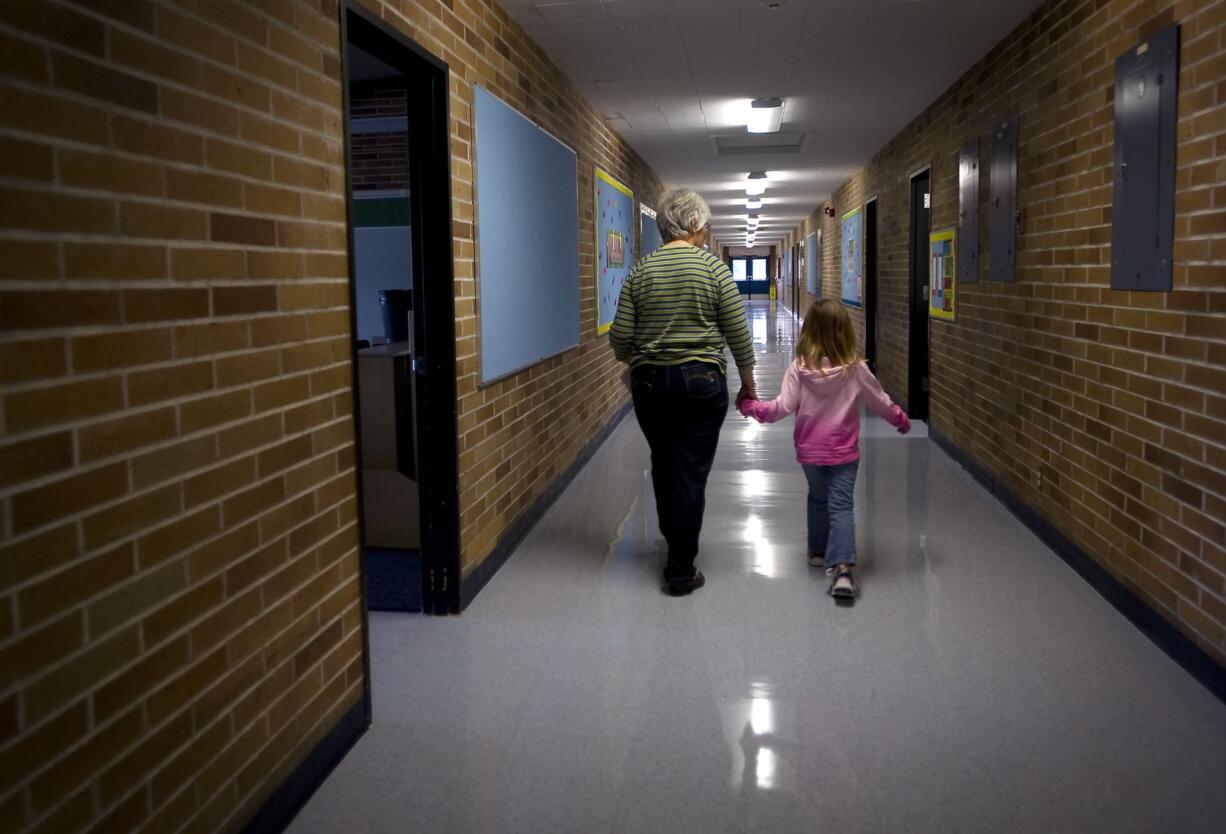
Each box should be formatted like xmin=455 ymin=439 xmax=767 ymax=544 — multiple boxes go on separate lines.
xmin=802 ymin=461 xmax=859 ymax=568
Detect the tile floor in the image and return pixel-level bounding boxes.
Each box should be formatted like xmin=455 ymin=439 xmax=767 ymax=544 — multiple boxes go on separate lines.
xmin=290 ymin=302 xmax=1226 ymax=834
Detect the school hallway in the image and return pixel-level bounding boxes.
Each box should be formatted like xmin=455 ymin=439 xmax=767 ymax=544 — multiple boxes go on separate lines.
xmin=288 ymin=302 xmax=1226 ymax=834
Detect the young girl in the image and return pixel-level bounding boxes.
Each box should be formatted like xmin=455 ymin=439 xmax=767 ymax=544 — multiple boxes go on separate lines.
xmin=739 ymin=299 xmax=910 ymax=599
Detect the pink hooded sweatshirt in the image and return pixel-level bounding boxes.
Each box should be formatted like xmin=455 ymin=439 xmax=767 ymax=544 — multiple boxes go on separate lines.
xmin=739 ymin=359 xmax=910 ymax=465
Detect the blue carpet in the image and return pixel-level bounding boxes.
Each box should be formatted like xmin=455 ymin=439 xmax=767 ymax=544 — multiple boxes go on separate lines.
xmin=365 ymin=547 xmax=423 ymax=612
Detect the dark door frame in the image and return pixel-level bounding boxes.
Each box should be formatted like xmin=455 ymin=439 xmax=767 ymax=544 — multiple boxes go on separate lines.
xmin=864 ymin=197 xmax=878 ymax=372
xmin=907 ymin=168 xmax=932 ymax=420
xmin=340 ymin=0 xmax=462 ymax=673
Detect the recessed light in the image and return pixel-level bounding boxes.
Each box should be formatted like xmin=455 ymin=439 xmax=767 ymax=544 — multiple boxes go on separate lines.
xmin=746 ymin=98 xmax=784 ymax=133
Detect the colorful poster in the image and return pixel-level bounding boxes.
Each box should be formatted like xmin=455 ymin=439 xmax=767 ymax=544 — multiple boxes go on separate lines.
xmin=841 ymin=206 xmax=863 ymax=307
xmin=595 ymin=168 xmax=634 ymax=334
xmin=930 ymin=229 xmax=956 ymax=320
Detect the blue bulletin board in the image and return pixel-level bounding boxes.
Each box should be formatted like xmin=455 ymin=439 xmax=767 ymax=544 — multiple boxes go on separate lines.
xmin=640 ymin=203 xmax=663 ymax=257
xmin=474 ymin=86 xmax=580 ymax=383
xmin=596 ymin=169 xmax=634 ymax=334
xmin=841 ymin=206 xmax=864 ymax=307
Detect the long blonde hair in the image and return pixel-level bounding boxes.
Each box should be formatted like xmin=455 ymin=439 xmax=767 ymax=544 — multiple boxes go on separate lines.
xmin=796 ymin=299 xmax=860 ymax=371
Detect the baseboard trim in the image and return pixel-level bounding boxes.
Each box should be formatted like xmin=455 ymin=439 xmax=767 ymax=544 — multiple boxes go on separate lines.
xmin=929 ymin=427 xmax=1226 ymax=705
xmin=242 ymin=698 xmax=368 ymax=833
xmin=459 ymin=400 xmax=634 ymax=610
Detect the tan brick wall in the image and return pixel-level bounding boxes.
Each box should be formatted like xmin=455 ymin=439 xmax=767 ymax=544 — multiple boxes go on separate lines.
xmin=783 ymin=0 xmax=1226 ymax=665
xmin=0 ymin=1 xmax=365 ymax=831
xmin=0 ymin=0 xmax=661 ymax=832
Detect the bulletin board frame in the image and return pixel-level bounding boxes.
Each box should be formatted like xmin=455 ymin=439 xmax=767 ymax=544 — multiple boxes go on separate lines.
xmin=473 ymin=84 xmax=581 ymax=385
xmin=595 ymin=167 xmax=635 ymax=335
xmin=841 ymin=206 xmax=864 ymax=307
xmin=929 ymin=229 xmax=956 ymax=321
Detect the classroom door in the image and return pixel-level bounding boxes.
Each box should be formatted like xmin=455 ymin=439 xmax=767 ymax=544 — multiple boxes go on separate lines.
xmin=865 ymin=199 xmax=878 ymax=372
xmin=343 ymin=3 xmax=460 ymax=616
xmin=908 ymin=171 xmax=931 ymax=420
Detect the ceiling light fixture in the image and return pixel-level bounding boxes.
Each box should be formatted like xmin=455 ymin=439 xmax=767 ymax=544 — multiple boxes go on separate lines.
xmin=746 ymin=98 xmax=784 ymax=133
xmin=745 ymin=171 xmax=768 ymax=196
xmin=746 ymin=197 xmax=762 ymax=209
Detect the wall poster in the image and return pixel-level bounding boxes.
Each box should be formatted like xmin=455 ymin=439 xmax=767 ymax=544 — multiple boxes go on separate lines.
xmin=841 ymin=206 xmax=864 ymax=307
xmin=595 ymin=168 xmax=635 ymax=334
xmin=929 ymin=229 xmax=956 ymax=321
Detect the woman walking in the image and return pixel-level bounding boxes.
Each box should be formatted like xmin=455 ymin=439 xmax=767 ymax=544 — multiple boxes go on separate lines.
xmin=610 ymin=189 xmax=756 ymax=596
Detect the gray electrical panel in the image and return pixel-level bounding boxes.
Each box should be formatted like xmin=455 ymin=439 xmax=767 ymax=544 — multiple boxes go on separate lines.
xmin=989 ymin=115 xmax=1018 ymax=282
xmin=1111 ymin=24 xmax=1179 ymax=291
xmin=958 ymin=138 xmax=980 ymax=284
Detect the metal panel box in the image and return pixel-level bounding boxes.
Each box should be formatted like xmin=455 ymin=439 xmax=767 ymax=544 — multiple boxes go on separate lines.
xmin=1111 ymin=24 xmax=1179 ymax=292
xmin=958 ymin=138 xmax=980 ymax=284
xmin=989 ymin=115 xmax=1018 ymax=283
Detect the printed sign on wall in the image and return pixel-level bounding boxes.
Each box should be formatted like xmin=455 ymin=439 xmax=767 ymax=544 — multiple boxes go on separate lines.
xmin=841 ymin=206 xmax=863 ymax=307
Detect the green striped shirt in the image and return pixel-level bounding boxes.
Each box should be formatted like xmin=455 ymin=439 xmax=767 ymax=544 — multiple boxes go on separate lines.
xmin=609 ymin=244 xmax=755 ymax=374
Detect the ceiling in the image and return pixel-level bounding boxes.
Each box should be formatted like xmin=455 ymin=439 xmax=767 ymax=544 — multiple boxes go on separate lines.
xmin=347 ymin=43 xmax=401 ymax=81
xmin=498 ymin=0 xmax=1046 ymax=248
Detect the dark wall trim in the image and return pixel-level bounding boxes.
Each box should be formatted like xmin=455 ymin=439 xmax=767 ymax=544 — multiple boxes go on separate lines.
xmin=242 ymin=699 xmax=367 ymax=834
xmin=459 ymin=400 xmax=634 ymax=609
xmin=930 ymin=427 xmax=1226 ymax=706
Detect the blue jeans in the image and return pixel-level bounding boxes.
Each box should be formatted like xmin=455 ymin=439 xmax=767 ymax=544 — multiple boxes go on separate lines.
xmin=631 ymin=362 xmax=728 ymax=579
xmin=802 ymin=462 xmax=859 ymax=567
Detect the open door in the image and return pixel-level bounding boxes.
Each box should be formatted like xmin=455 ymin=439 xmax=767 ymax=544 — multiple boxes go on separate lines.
xmin=907 ymin=171 xmax=931 ymax=420
xmin=341 ymin=3 xmax=460 ymax=617
xmin=865 ymin=198 xmax=878 ymax=372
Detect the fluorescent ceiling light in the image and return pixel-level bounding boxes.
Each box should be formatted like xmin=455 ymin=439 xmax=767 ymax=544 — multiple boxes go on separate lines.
xmin=745 ymin=182 xmax=766 ymax=196
xmin=746 ymin=98 xmax=783 ymax=133
xmin=746 ymin=197 xmax=762 ymax=209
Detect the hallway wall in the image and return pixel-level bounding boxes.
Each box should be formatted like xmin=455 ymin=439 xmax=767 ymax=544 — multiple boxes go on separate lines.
xmin=785 ymin=0 xmax=1226 ymax=666
xmin=0 ymin=1 xmax=662 ymax=832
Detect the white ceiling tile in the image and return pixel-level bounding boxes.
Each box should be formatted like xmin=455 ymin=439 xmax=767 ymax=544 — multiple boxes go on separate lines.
xmin=498 ymin=0 xmax=1048 ymax=213
xmin=534 ymin=1 xmax=609 ymax=23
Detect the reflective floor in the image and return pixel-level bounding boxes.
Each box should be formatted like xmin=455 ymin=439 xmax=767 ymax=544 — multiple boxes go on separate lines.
xmin=291 ymin=302 xmax=1226 ymax=833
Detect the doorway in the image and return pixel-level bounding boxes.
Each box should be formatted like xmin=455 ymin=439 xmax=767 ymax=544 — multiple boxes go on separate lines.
xmin=907 ymin=170 xmax=931 ymax=420
xmin=730 ymin=255 xmax=769 ymax=298
xmin=341 ymin=3 xmax=460 ymax=618
xmin=864 ymin=199 xmax=878 ymax=372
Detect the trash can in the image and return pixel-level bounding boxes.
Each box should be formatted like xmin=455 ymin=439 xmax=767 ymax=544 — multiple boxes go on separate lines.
xmin=379 ymin=289 xmax=412 ymax=344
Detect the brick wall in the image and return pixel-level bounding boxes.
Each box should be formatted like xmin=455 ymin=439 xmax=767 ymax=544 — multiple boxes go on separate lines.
xmin=0 ymin=1 xmax=364 ymax=831
xmin=0 ymin=1 xmax=662 ymax=833
xmin=784 ymin=0 xmax=1226 ymax=665
xmin=349 ymin=81 xmax=407 ymax=191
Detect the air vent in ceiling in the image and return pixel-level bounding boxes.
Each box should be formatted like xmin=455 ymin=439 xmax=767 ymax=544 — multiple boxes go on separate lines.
xmin=712 ymin=132 xmax=807 ymax=156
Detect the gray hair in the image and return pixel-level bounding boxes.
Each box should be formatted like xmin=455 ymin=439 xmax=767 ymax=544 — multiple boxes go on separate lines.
xmin=656 ymin=189 xmax=711 ymax=242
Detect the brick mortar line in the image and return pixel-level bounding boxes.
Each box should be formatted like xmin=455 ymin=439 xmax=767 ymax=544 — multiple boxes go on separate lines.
xmin=0 ymin=313 xmax=355 ymax=350
xmin=0 ymin=4 xmax=344 ymax=109
xmin=0 ymin=183 xmax=350 ymax=233
xmin=0 ymin=413 xmax=356 ymax=561
xmin=0 ymin=381 xmax=348 ymax=492
xmin=0 ymin=510 xmax=361 ymax=731
xmin=939 ymin=417 xmax=1225 ymax=549
xmin=0 ymin=352 xmax=351 ymax=435
xmin=8 ymin=580 xmax=362 ymax=832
